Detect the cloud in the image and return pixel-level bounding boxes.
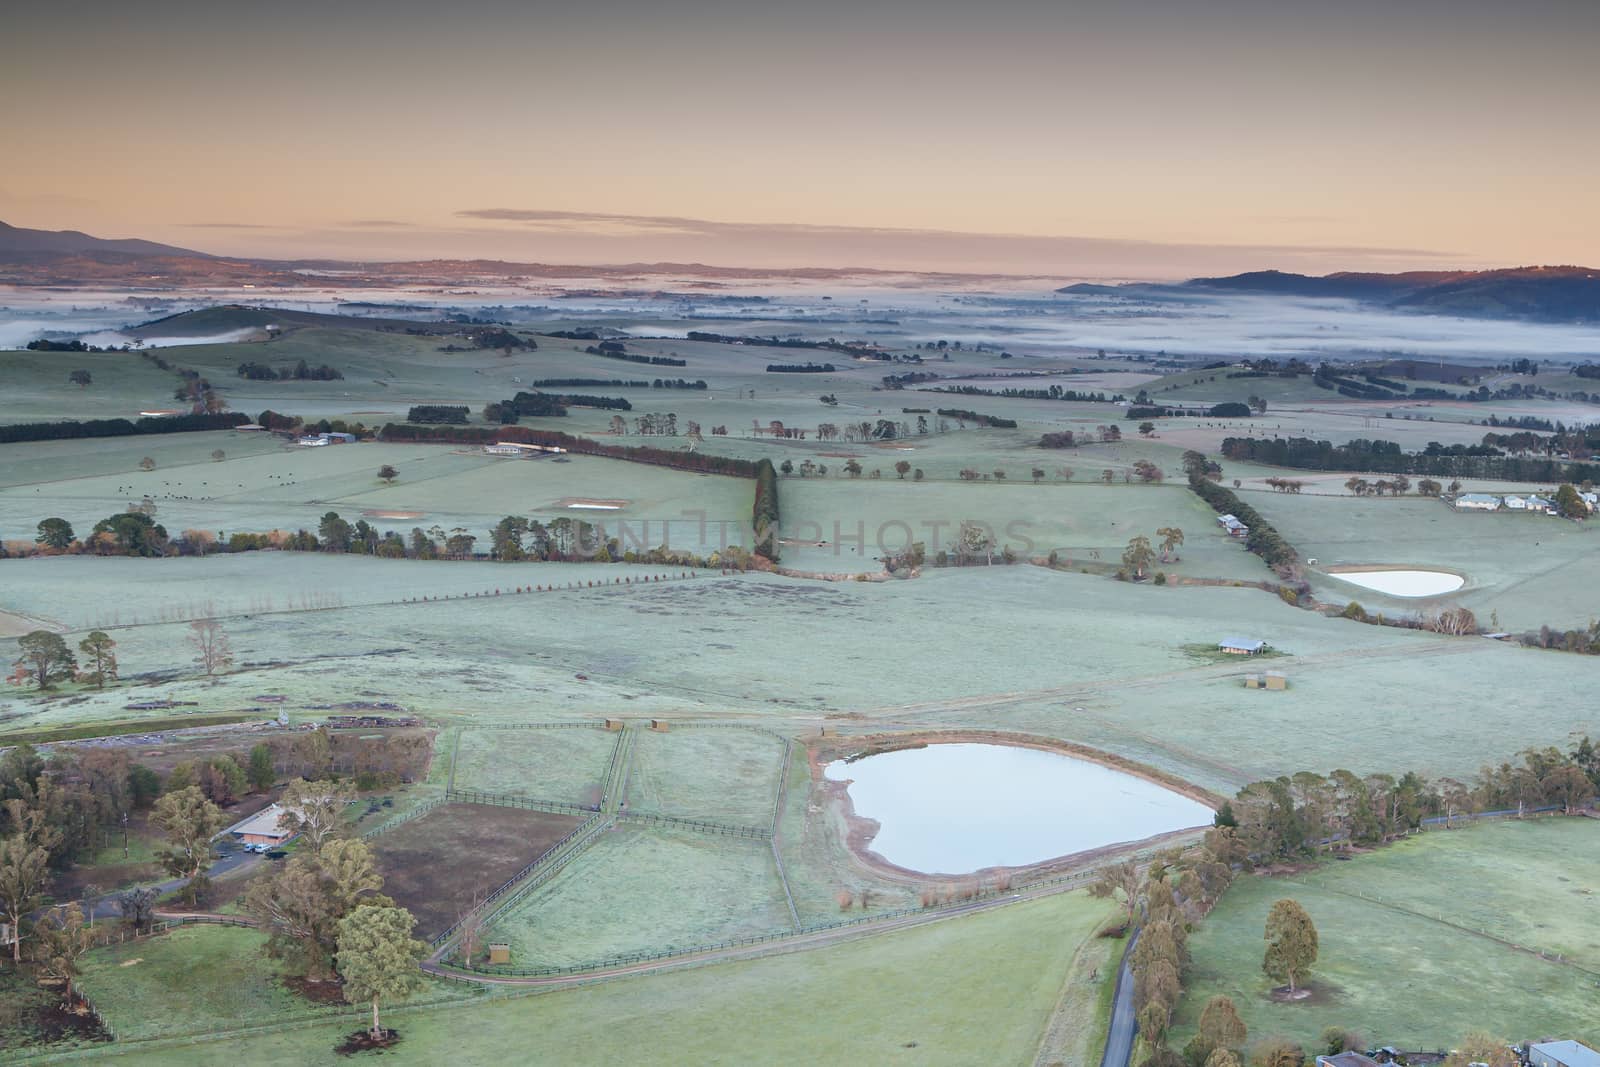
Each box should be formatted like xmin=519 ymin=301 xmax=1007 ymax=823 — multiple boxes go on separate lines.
xmin=341 ymin=219 xmax=415 ymax=229
xmin=449 ymin=207 xmax=1463 ymax=278
xmin=181 ymin=221 xmax=280 ymax=230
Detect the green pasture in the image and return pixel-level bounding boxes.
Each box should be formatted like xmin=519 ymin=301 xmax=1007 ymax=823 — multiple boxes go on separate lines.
xmin=451 ymin=726 xmax=618 ymax=806
xmin=1176 ymin=819 xmax=1600 ymax=1048
xmin=624 ymin=726 xmax=787 ymax=826
xmin=78 ymin=891 xmax=1112 ymax=1066
xmin=484 ymin=824 xmax=793 ymax=968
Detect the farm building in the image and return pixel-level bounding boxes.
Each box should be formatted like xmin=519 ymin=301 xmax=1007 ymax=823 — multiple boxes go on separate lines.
xmin=1316 ymin=1054 xmax=1382 ymax=1067
xmin=226 ymin=803 xmax=302 ymax=847
xmin=1503 ymin=495 xmax=1528 ymax=510
xmin=297 ymin=435 xmax=331 ymax=447
xmin=1219 ymin=637 xmax=1266 ymax=655
xmin=1453 ymin=493 xmax=1501 ymax=511
xmin=1529 ymin=1041 xmax=1600 ymax=1067
xmin=1244 ymin=671 xmax=1287 ymax=690
xmin=1216 ymin=514 xmax=1249 ymax=538
xmin=325 ymin=432 xmax=357 ymax=443
xmin=483 ymin=442 xmax=568 ymax=456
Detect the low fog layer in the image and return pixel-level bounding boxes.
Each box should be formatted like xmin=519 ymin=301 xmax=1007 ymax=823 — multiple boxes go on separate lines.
xmin=3 ymin=280 xmax=1599 ymax=364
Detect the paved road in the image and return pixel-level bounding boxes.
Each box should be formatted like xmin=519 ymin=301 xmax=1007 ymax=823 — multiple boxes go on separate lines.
xmin=1100 ymin=930 xmax=1139 ymax=1067
xmin=47 ymin=849 xmax=262 ymax=923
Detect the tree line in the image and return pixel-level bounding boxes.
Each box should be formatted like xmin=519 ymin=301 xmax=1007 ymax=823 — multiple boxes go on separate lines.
xmin=1218 ymin=737 xmax=1599 ymax=862
xmin=0 ymin=413 xmax=249 ymax=445
xmin=236 ymin=359 xmax=343 ymax=381
xmin=934 ymin=407 xmax=1018 ymax=429
xmin=0 ymin=744 xmax=428 ymax=1042
xmin=1183 ymin=452 xmax=1298 ymax=569
xmin=1221 ymin=435 xmax=1600 ymax=483
xmin=529 ymin=378 xmax=707 ymax=390
xmin=930 ymin=383 xmax=1117 ymax=402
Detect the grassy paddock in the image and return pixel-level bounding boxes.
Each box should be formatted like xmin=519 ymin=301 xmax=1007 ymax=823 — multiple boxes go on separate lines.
xmin=624 ymin=726 xmax=788 ymax=826
xmin=485 ymin=824 xmax=792 ymax=968
xmin=450 ymin=726 xmax=618 ymax=806
xmin=82 ymin=891 xmax=1111 ymax=1066
xmin=1177 ymin=819 xmax=1600 ymax=1048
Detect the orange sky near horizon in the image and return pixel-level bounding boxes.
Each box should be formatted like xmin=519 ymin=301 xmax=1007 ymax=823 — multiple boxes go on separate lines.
xmin=3 ymin=0 xmax=1597 ymax=275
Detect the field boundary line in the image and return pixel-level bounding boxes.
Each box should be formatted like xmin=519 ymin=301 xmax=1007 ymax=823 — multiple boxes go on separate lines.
xmin=430 ymin=812 xmax=615 ymax=962
xmin=443 ymin=789 xmax=598 ymax=816
xmin=446 ymin=726 xmax=462 ymax=792
xmin=1284 ymin=874 xmax=1600 ymax=980
xmin=358 ymin=795 xmax=450 ymax=840
xmin=600 ymin=725 xmax=633 ymax=814
xmin=769 ymin=738 xmax=801 ymax=930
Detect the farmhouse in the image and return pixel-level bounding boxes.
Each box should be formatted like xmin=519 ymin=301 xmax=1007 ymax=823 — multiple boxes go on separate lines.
xmin=483 ymin=443 xmax=526 ymax=456
xmin=1216 ymin=513 xmax=1249 ymax=538
xmin=1529 ymin=1041 xmax=1600 ymax=1067
xmin=225 ymin=803 xmax=302 ymax=847
xmin=1503 ymin=495 xmax=1528 ymax=510
xmin=1453 ymin=493 xmax=1501 ymax=511
xmin=1220 ymin=637 xmax=1266 ymax=655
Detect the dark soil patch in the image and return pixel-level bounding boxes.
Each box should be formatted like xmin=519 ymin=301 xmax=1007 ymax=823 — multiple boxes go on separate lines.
xmin=1267 ymin=981 xmax=1335 ymax=1005
xmin=282 ymin=974 xmax=348 ymax=1005
xmin=368 ymin=803 xmax=584 ymax=939
xmin=336 ymin=1027 xmax=402 ymax=1055
xmin=0 ymin=972 xmax=113 ymax=1050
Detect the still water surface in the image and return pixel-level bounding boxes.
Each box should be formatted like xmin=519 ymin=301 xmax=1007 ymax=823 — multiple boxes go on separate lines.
xmin=825 ymin=743 xmax=1214 ymax=874
xmin=1333 ymin=569 xmax=1464 ymax=597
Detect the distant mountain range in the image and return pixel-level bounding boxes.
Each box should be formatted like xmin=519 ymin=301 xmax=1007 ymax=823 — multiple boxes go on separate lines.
xmin=4 ymin=221 xmax=1597 ymax=322
xmin=0 ymin=220 xmax=207 ymax=260
xmin=1060 ymin=265 xmax=1600 ymax=323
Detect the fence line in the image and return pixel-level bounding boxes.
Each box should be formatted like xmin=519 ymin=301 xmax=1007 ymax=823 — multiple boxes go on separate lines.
xmin=768 ymin=738 xmax=801 ymax=929
xmin=613 ymin=810 xmax=771 ymax=840
xmin=599 ymin=726 xmax=633 ymax=813
xmin=358 ymin=796 xmax=450 ymax=840
xmin=1295 ymin=875 xmax=1600 ymax=982
xmin=461 ymin=722 xmax=607 ymax=730
xmin=444 ymin=789 xmax=598 ymax=816
xmin=431 ymin=813 xmax=614 ymax=954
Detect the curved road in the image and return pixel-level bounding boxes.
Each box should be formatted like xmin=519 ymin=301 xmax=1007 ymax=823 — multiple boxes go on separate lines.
xmin=1100 ymin=930 xmax=1139 ymax=1067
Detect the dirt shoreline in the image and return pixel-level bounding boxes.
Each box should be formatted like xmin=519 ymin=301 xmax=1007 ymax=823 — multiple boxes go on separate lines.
xmin=808 ymin=728 xmax=1221 ymax=884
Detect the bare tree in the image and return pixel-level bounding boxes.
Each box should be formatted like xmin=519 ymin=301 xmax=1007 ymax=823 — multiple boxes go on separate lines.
xmin=188 ymin=618 xmax=233 ymax=683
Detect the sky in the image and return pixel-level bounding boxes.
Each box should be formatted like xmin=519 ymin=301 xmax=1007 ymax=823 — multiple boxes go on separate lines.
xmin=3 ymin=0 xmax=1597 ymax=277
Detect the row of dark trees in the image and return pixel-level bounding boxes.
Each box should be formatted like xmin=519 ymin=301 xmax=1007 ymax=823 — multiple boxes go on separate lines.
xmin=0 ymin=413 xmax=249 ymax=445
xmin=405 ymin=405 xmax=470 ymax=424
xmin=584 ymin=342 xmax=686 ymax=367
xmin=1221 ymin=435 xmax=1600 ymax=482
xmin=1182 ymin=452 xmax=1298 ymax=569
xmin=1091 ymin=831 xmax=1243 ymax=1064
xmin=528 ymin=378 xmax=706 ymax=390
xmin=236 ymin=359 xmax=343 ymax=381
xmin=1219 ymin=738 xmax=1600 ymax=862
xmin=934 ymin=407 xmax=1018 ymax=429
xmin=930 ymin=384 xmax=1117 ymax=402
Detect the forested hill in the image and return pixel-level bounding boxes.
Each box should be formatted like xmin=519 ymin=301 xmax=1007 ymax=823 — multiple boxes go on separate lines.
xmin=1182 ymin=265 xmax=1600 ymax=322
xmin=0 ymin=220 xmax=207 ymax=260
